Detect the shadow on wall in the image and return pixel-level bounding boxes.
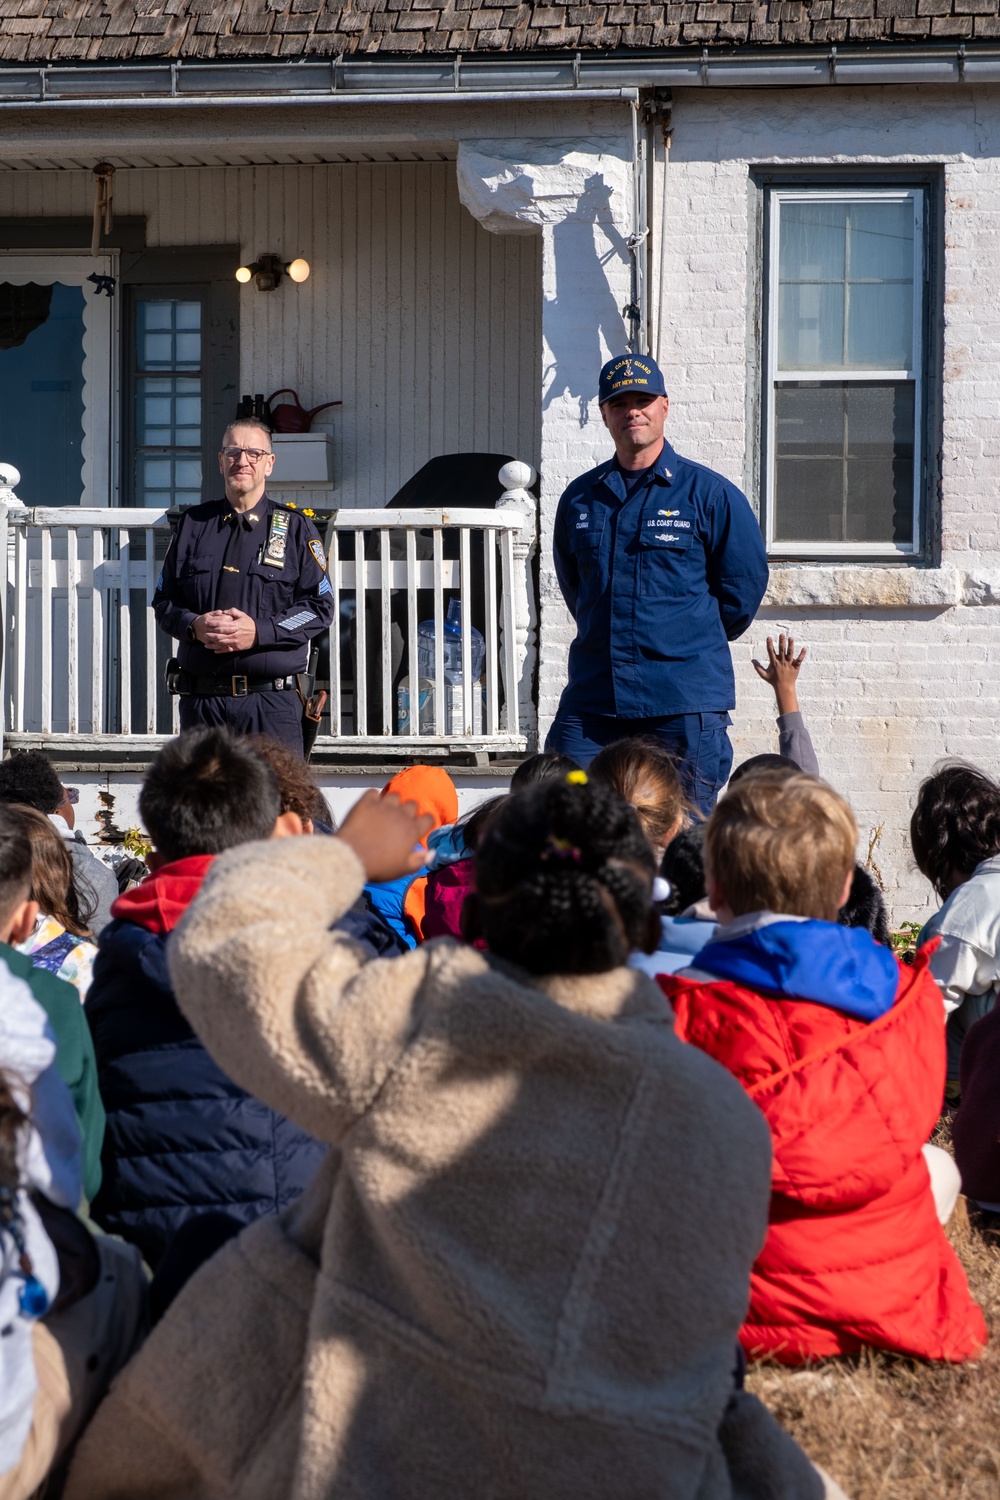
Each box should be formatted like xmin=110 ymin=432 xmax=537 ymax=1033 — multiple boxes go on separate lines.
xmin=542 ymin=174 xmax=630 ymax=428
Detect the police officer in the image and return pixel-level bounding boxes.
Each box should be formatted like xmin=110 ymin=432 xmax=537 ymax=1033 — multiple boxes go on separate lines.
xmin=546 ymin=354 xmax=769 ymax=814
xmin=153 ymin=420 xmax=335 ymax=754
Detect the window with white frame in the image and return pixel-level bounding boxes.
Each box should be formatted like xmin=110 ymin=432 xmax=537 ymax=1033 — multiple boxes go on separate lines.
xmin=764 ymin=188 xmax=925 ymax=557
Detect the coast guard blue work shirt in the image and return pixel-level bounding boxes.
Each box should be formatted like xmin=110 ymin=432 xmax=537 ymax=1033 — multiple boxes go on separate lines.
xmin=552 ymin=440 xmax=768 ymax=718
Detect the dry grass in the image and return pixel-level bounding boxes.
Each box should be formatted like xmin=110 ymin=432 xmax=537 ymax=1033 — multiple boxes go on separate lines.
xmin=748 ymin=1126 xmax=1000 ymax=1499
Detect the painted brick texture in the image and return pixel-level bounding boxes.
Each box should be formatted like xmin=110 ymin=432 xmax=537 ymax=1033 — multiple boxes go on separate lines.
xmin=654 ymin=85 xmax=1000 ymax=922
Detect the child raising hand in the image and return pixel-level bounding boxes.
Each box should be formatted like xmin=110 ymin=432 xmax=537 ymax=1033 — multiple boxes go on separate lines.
xmin=750 ymin=633 xmax=819 ymax=776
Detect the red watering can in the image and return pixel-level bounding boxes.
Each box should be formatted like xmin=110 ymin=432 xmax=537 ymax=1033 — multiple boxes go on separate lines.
xmin=267 ymin=388 xmax=342 ymax=434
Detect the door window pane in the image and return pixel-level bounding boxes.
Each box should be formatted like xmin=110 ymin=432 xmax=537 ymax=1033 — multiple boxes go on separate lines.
xmin=0 ymin=282 xmax=84 ymax=505
xmin=133 ymin=299 xmax=203 ymax=507
xmin=774 ymin=381 xmax=914 ymax=545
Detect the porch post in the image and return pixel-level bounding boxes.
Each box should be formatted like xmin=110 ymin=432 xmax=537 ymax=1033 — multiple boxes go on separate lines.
xmin=457 ymin=137 xmax=634 ymax=747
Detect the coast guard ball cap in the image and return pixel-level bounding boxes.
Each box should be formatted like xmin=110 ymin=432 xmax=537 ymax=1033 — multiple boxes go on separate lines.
xmin=598 ymin=353 xmax=667 ymax=405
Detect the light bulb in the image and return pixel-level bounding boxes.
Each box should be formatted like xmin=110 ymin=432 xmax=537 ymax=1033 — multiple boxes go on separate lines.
xmin=287 ymin=258 xmax=310 ymax=284
xmin=235 ymin=265 xmax=253 ymax=284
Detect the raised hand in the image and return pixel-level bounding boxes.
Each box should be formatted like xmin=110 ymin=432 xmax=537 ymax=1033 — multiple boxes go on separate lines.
xmin=751 ymin=633 xmax=807 ymax=715
xmin=337 ymin=790 xmax=434 ymax=883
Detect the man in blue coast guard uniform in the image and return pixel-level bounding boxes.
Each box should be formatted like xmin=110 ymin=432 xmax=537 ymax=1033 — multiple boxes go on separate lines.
xmin=153 ymin=420 xmax=335 ymax=754
xmin=546 ymin=354 xmax=769 ymax=814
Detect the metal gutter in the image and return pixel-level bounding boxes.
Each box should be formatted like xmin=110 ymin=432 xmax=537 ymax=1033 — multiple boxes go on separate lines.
xmin=0 ymin=83 xmax=639 ymax=110
xmin=0 ymin=45 xmax=997 ymax=106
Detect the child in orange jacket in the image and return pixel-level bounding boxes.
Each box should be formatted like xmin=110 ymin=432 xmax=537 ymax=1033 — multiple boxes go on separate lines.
xmin=660 ymin=771 xmax=985 ymax=1365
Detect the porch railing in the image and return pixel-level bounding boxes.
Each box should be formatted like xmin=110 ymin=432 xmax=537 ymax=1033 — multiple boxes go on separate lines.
xmin=0 ymin=464 xmax=538 ymax=756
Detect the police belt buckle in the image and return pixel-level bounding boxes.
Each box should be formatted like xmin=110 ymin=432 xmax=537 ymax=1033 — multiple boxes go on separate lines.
xmin=231 ymin=675 xmax=249 ymax=697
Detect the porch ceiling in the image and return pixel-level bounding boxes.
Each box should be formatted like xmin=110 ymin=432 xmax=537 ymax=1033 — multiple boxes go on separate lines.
xmin=0 ymin=142 xmax=457 ymax=171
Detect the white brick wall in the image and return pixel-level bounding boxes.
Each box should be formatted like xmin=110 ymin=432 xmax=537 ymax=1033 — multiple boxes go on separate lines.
xmin=656 ymin=85 xmax=1000 ymax=924
xmin=534 ymin=86 xmax=1000 ymax=926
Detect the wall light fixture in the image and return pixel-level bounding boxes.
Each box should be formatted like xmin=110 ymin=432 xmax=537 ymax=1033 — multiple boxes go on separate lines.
xmin=235 ymin=254 xmax=311 ymax=292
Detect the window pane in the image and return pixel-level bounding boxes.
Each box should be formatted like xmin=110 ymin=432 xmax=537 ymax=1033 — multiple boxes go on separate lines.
xmin=136 ymin=375 xmax=201 ymax=447
xmin=773 ymin=381 xmax=914 ymax=546
xmin=138 ymin=455 xmax=202 ymax=508
xmin=0 ymin=282 xmax=85 ymax=505
xmin=778 ymin=197 xmax=914 ymax=371
xmin=137 ymin=301 xmax=202 ymax=372
xmin=778 ymin=279 xmax=845 ymax=370
xmin=847 ymin=282 xmax=912 ymax=370
xmin=848 ymin=200 xmax=913 ymax=281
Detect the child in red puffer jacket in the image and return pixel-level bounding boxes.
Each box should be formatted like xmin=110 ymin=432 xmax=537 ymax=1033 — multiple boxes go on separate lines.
xmin=660 ymin=771 xmax=986 ymax=1366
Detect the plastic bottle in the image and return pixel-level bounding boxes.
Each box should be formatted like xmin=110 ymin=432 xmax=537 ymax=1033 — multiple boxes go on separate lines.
xmin=401 ymin=598 xmax=484 ymax=734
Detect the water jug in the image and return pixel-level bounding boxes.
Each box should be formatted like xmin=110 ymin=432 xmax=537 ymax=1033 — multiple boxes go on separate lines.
xmin=400 ymin=599 xmax=485 ymax=735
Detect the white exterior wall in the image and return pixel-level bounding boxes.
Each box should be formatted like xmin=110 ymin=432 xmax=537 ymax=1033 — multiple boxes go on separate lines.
xmin=0 ymin=160 xmax=541 ymax=509
xmin=655 ymin=84 xmax=1000 ymax=923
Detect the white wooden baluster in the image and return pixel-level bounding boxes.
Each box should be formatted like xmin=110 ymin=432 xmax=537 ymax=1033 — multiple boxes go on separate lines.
xmin=329 ymin=529 xmax=342 ymax=737
xmin=118 ymin=528 xmax=131 ymax=735
xmin=380 ymin=527 xmax=392 ymax=737
xmin=91 ymin=526 xmax=105 ymax=735
xmin=500 ymin=526 xmax=517 ymax=745
xmin=495 ymin=461 xmax=538 ymax=745
xmin=14 ymin=519 xmax=26 ymax=735
xmin=432 ymin=529 xmax=444 ymax=739
xmin=459 ymin=526 xmax=472 ymax=737
xmin=354 ymin=529 xmax=367 ymax=737
xmin=405 ymin=528 xmax=418 ymax=738
xmin=66 ymin=526 xmax=79 ymax=736
xmin=39 ymin=524 xmax=52 ymax=736
xmin=483 ymin=530 xmax=498 ymax=738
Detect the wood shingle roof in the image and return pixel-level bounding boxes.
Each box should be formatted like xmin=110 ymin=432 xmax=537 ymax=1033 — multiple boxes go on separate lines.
xmin=0 ymin=0 xmax=996 ymax=66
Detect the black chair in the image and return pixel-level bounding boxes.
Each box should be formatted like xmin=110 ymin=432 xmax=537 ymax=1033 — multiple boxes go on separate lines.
xmin=338 ymin=453 xmax=523 ymax=733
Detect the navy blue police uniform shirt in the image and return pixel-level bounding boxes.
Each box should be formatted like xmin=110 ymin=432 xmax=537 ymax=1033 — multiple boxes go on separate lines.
xmin=152 ymin=494 xmax=335 ymax=678
xmin=552 ymin=440 xmax=769 ymax=719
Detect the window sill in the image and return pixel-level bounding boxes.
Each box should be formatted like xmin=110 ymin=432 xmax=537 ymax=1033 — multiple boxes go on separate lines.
xmin=764 ymin=565 xmax=962 ymax=610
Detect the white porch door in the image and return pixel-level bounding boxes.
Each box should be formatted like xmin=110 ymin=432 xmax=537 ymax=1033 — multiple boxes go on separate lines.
xmin=0 ymin=254 xmax=116 ymax=507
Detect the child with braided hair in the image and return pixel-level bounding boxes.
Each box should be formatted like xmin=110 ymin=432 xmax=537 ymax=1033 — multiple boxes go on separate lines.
xmin=66 ymin=773 xmax=843 ymax=1500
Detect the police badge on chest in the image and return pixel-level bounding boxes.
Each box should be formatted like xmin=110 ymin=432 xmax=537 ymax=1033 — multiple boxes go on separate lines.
xmin=263 ymin=509 xmax=290 ymax=570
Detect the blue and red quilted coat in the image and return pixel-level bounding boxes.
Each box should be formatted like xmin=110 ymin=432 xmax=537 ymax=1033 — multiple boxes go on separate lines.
xmin=660 ymin=922 xmax=987 ymax=1365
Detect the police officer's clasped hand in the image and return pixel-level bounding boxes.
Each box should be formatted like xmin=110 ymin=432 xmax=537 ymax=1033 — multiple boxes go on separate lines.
xmin=337 ymin=790 xmax=434 ymax=883
xmin=195 ymin=608 xmax=259 ymax=653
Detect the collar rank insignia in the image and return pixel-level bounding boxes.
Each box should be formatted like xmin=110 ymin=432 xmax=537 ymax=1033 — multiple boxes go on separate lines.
xmin=264 ymin=509 xmax=290 ymax=569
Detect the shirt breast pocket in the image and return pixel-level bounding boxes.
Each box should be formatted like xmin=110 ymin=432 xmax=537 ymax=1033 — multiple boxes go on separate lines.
xmin=176 ymin=560 xmax=214 ymax=614
xmin=568 ymin=520 xmax=606 ymax=591
xmin=247 ymin=558 xmax=294 ymax=617
xmin=639 ymin=528 xmax=694 ymax=596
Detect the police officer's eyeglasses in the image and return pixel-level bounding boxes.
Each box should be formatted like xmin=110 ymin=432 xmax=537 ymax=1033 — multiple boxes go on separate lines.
xmin=221 ymin=446 xmax=271 ymax=462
